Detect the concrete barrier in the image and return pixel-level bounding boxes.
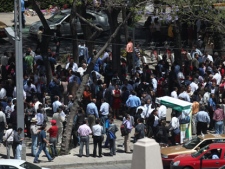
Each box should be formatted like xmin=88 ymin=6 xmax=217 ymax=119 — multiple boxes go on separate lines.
xmin=131 ymin=137 xmax=163 ymax=169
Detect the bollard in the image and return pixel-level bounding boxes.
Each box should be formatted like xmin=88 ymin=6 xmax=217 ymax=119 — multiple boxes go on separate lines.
xmin=21 ymin=143 xmax=26 ymax=160
xmin=131 ymin=138 xmax=163 ymax=169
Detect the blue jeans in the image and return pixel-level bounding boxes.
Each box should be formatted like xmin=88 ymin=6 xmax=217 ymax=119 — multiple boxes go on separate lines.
xmin=15 ymin=144 xmax=22 ymax=159
xmin=49 ymin=137 xmax=58 ymax=157
xmin=31 ymin=135 xmax=38 ymax=156
xmin=34 ymin=143 xmax=52 ymax=162
xmin=215 ymin=121 xmax=224 ymax=134
xmin=100 ymin=115 xmax=108 ymax=134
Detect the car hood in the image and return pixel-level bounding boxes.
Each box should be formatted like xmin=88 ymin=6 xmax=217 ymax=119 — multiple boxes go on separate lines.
xmin=161 ymin=145 xmax=195 ymax=156
xmin=173 ymin=153 xmax=194 ymax=161
xmin=0 ymin=21 xmax=7 ymax=29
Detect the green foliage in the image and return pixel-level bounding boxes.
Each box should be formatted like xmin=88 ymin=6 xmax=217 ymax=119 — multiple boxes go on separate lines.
xmin=0 ymin=0 xmax=14 ymax=12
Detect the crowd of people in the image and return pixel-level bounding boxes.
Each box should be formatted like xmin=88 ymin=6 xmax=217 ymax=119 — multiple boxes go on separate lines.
xmin=0 ymin=16 xmax=224 ymax=163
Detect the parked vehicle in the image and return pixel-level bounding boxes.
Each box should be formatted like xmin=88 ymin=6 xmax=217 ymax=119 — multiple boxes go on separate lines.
xmin=0 ymin=159 xmax=50 ymax=169
xmin=161 ymin=134 xmax=225 ymax=167
xmin=29 ymin=9 xmax=109 ymax=37
xmin=0 ymin=21 xmax=7 ymax=38
xmin=170 ymin=143 xmax=225 ymax=169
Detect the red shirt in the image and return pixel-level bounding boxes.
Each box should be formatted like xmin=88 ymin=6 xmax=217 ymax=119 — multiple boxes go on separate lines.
xmin=48 ymin=125 xmax=58 ymax=138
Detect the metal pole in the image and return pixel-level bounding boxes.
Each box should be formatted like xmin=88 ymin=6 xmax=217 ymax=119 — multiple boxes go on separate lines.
xmin=14 ymin=0 xmax=26 ymax=160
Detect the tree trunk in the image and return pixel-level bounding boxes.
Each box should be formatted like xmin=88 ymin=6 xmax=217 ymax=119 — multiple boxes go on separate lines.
xmin=107 ymin=9 xmax=121 ymax=75
xmin=77 ymin=4 xmax=94 ymax=58
xmin=60 ymin=12 xmax=131 ymax=155
xmin=122 ymin=8 xmax=128 ymax=41
xmin=30 ymin=0 xmax=52 ymax=84
xmin=70 ymin=0 xmax=79 ymax=63
xmin=174 ymin=20 xmax=182 ymax=66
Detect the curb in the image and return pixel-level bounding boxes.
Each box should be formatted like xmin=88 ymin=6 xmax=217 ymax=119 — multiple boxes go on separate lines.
xmin=38 ymin=159 xmax=132 ymax=169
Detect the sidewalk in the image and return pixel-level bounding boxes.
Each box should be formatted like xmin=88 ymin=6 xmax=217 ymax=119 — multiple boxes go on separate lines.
xmin=0 ymin=119 xmax=134 ymax=169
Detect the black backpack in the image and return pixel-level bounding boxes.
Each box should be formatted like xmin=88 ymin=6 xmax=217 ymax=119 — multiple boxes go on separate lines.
xmin=120 ymin=122 xmax=128 ymax=136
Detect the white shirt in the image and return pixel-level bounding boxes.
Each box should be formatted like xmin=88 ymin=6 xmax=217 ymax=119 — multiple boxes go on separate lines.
xmin=23 ymin=84 xmax=37 ymax=97
xmin=158 ymin=105 xmax=167 ymax=119
xmin=35 ymin=113 xmax=44 ymax=125
xmin=0 ymin=111 xmax=6 ymax=123
xmin=34 ymin=101 xmax=42 ymax=113
xmin=136 ymin=106 xmax=146 ymax=118
xmin=203 ymin=92 xmax=210 ymax=105
xmin=4 ymin=128 xmax=14 ymax=142
xmin=152 ymin=78 xmax=157 ymax=92
xmin=190 ymin=82 xmax=198 ymax=93
xmin=0 ymin=88 xmax=6 ymax=99
xmin=213 ymin=72 xmax=222 ymax=85
xmin=100 ymin=102 xmax=109 ymax=116
xmin=207 ymin=54 xmax=213 ymax=62
xmin=143 ymin=104 xmax=153 ymax=118
xmin=171 ymin=91 xmax=178 ymax=98
xmin=77 ymin=67 xmax=87 ymax=76
xmin=65 ymin=62 xmax=78 ymax=72
xmin=52 ymin=100 xmax=62 ymax=113
xmin=13 ymin=87 xmax=26 ymax=100
xmin=170 ymin=117 xmax=179 ymax=130
xmin=92 ymin=124 xmax=103 ymax=136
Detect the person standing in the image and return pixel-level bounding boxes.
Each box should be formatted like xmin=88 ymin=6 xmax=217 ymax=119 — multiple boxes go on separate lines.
xmin=25 ymin=102 xmax=35 ymax=138
xmin=0 ymin=107 xmax=7 ymax=144
xmin=99 ymin=98 xmax=109 ymax=134
xmin=86 ymin=98 xmax=99 ymax=130
xmin=196 ymin=106 xmax=210 ymax=135
xmin=169 ymin=113 xmax=180 ymax=145
xmin=108 ymin=118 xmax=118 ymax=156
xmin=47 ymin=120 xmax=58 ymax=158
xmin=52 ymin=107 xmax=65 ymax=145
xmin=30 ymin=118 xmax=40 ymax=157
xmin=123 ymin=114 xmax=133 ymax=153
xmin=213 ymin=105 xmax=224 ymax=134
xmin=92 ymin=119 xmax=103 ymax=157
xmin=36 ymin=26 xmax=44 ymax=52
xmin=33 ymin=124 xmax=53 ymax=163
xmin=134 ymin=118 xmax=146 ymax=142
xmin=126 ymin=91 xmax=141 ymax=117
xmin=4 ymin=123 xmax=14 ymax=159
xmin=77 ymin=118 xmax=92 ymax=157
xmin=13 ymin=128 xmax=24 ymax=159
xmin=126 ymin=37 xmax=134 ymax=73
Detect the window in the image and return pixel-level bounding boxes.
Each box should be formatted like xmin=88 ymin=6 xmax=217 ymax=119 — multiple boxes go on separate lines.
xmin=0 ymin=166 xmax=18 ymax=169
xmin=86 ymin=13 xmax=96 ymax=21
xmin=203 ymin=149 xmax=221 ymax=160
xmin=20 ymin=162 xmax=41 ymax=169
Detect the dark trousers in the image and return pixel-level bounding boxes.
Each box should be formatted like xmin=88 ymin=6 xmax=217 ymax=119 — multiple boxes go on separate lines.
xmin=93 ymin=136 xmax=102 ymax=157
xmin=79 ymin=136 xmax=89 ymax=157
xmin=109 ymin=139 xmax=116 ymax=155
xmin=129 ymin=107 xmax=137 ymax=117
xmin=49 ymin=137 xmax=58 ymax=157
xmin=197 ymin=122 xmax=208 ymax=135
xmin=126 ymin=52 xmax=133 ymax=73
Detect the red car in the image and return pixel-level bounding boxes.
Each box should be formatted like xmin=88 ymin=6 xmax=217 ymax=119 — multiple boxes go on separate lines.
xmin=170 ymin=143 xmax=225 ymax=169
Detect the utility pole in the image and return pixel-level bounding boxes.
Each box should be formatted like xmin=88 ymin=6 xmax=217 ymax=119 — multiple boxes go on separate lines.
xmin=14 ymin=0 xmax=26 ymax=160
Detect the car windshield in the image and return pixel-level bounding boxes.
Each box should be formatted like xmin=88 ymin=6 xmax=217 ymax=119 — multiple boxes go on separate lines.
xmin=183 ymin=136 xmax=202 ymax=149
xmin=20 ymin=162 xmax=41 ymax=169
xmin=48 ymin=12 xmax=67 ymax=23
xmin=191 ymin=145 xmax=209 ymax=157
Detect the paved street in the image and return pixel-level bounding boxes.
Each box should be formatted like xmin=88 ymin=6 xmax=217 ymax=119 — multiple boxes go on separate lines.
xmin=72 ymin=163 xmax=131 ymax=169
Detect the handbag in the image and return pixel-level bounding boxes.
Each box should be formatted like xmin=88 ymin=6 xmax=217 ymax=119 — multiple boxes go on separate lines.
xmin=3 ymin=130 xmax=13 ymax=147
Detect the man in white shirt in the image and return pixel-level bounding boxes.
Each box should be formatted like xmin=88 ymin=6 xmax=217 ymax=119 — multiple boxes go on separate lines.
xmin=143 ymin=99 xmax=153 ymax=118
xmin=213 ymin=69 xmax=221 ymax=85
xmin=0 ymin=83 xmax=6 ymax=100
xmin=150 ymin=74 xmax=157 ymax=92
xmin=178 ymin=86 xmax=190 ymax=102
xmin=158 ymin=104 xmax=167 ymax=120
xmin=171 ymin=87 xmax=178 ymax=99
xmin=23 ymin=80 xmax=37 ymax=102
xmin=99 ymin=98 xmax=109 ymax=134
xmin=65 ymin=58 xmax=78 ymax=72
xmin=52 ymin=96 xmax=62 ymax=113
xmin=92 ymin=119 xmax=103 ymax=157
xmin=0 ymin=107 xmax=7 ymax=143
xmin=190 ymin=79 xmax=199 ymax=93
xmin=77 ymin=63 xmax=87 ymax=77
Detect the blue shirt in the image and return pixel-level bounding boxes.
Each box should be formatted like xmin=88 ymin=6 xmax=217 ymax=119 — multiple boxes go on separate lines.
xmin=208 ymin=98 xmax=216 ymax=111
xmin=86 ymin=102 xmax=99 ymax=118
xmin=88 ymin=58 xmax=102 ymax=72
xmin=126 ymin=95 xmax=141 ymax=108
xmin=196 ymin=111 xmax=210 ymax=123
xmin=39 ymin=130 xmax=47 ymax=143
xmin=21 ymin=0 xmax=25 ymax=12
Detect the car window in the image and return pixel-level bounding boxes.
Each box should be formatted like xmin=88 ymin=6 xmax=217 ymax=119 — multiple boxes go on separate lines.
xmin=202 ymin=148 xmax=221 ymax=160
xmin=62 ymin=15 xmax=71 ymax=23
xmin=48 ymin=12 xmax=67 ymax=23
xmin=198 ymin=140 xmax=213 ymax=149
xmin=192 ymin=145 xmax=209 ymax=157
xmin=20 ymin=162 xmax=41 ymax=169
xmin=86 ymin=13 xmax=96 ymax=21
xmin=183 ymin=136 xmax=202 ymax=149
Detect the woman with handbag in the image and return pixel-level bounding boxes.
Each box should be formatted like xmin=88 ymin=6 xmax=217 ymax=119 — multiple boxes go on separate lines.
xmin=169 ymin=113 xmax=180 ymax=145
xmin=3 ymin=123 xmax=14 ymax=159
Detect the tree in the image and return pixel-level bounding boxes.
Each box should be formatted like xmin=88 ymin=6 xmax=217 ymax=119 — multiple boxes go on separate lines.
xmin=60 ymin=12 xmax=131 ymax=155
xmin=29 ymin=0 xmax=53 ymax=84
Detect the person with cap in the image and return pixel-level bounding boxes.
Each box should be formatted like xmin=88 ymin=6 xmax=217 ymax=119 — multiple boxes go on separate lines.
xmin=34 ymin=124 xmax=53 ymax=163
xmin=47 ymin=120 xmax=58 ymax=158
xmin=30 ymin=118 xmax=40 ymax=157
xmin=52 ymin=107 xmax=65 ymax=145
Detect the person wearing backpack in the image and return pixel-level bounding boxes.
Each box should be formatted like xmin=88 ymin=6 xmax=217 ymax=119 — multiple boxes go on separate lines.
xmin=123 ymin=114 xmax=133 ymax=153
xmin=108 ymin=118 xmax=118 ymax=156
